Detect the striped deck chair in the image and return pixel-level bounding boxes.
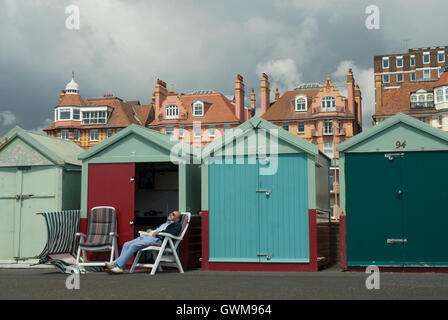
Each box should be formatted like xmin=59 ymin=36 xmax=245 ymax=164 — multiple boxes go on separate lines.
xmin=76 ymin=206 xmax=119 ymax=267
xmin=36 ymin=210 xmax=104 ymax=274
xmin=129 ymin=212 xmax=191 ymax=275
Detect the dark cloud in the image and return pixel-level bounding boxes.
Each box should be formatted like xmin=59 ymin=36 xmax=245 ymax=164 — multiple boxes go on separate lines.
xmin=0 ymin=0 xmax=447 ymax=136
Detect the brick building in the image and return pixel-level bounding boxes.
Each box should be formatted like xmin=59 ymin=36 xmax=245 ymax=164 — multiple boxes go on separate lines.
xmin=261 ymin=70 xmax=363 ymax=219
xmin=147 ymin=75 xmax=254 ymax=147
xmin=44 ymin=75 xmax=153 ymax=149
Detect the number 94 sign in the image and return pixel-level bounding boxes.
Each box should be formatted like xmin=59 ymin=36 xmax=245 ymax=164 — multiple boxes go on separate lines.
xmin=395 ymin=140 xmax=406 ymax=149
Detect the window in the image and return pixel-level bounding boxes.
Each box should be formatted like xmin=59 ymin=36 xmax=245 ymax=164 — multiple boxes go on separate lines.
xmin=423 ymin=52 xmax=430 ymax=64
xmin=82 ymin=111 xmax=108 ymax=125
xmin=321 ymin=97 xmax=336 ymax=111
xmin=438 ymin=116 xmax=443 ymax=126
xmin=208 ymin=126 xmax=215 ymax=137
xmin=418 ymin=117 xmax=426 ymax=123
xmin=382 ymin=57 xmax=389 ymax=68
xmin=396 ymin=56 xmax=403 ymax=67
xmin=224 ymin=125 xmax=231 ymax=134
xmin=73 ymin=108 xmax=80 ymax=120
xmin=107 ymin=129 xmax=113 ymax=138
xmin=438 ymin=52 xmax=445 ymax=63
xmin=397 ymin=73 xmax=403 ymax=82
xmin=282 ymin=122 xmax=289 ymax=132
xmin=90 ymin=129 xmax=98 ymax=141
xmin=411 ymin=94 xmax=417 ymax=103
xmin=446 ymin=88 xmax=448 ymax=101
xmin=74 ymin=130 xmax=80 ymax=141
xmin=423 ymin=69 xmax=430 ymax=80
xmin=59 ymin=108 xmax=71 ymax=120
xmin=439 ymin=68 xmax=443 ymax=78
xmin=323 ymin=120 xmax=333 ymax=135
xmin=329 ymin=171 xmax=334 ymax=192
xmin=193 ymin=101 xmax=204 ymax=117
xmin=410 ymin=55 xmax=415 ymax=66
xmin=436 ymin=89 xmax=443 ymax=103
xmin=338 ymin=120 xmax=343 ymax=134
xmin=194 ymin=125 xmax=201 ymax=137
xmin=323 ymin=142 xmax=333 ymax=158
xmin=297 ymin=121 xmax=305 ymax=133
xmin=166 ymin=105 xmax=178 ymax=119
xmin=411 ymin=72 xmax=416 ymax=81
xmin=179 ymin=126 xmax=184 ymax=137
xmin=383 ymin=74 xmax=390 ymax=83
xmin=165 ymin=126 xmax=173 ymax=136
xmin=61 ymin=130 xmax=69 ymax=140
xmin=295 ymin=95 xmax=307 ymax=111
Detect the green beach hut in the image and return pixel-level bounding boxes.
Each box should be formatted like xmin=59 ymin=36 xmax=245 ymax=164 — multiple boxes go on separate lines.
xmin=0 ymin=126 xmax=83 ymax=264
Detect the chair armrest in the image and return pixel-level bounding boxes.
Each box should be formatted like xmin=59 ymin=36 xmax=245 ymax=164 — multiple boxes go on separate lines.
xmin=76 ymin=232 xmax=86 ymax=238
xmin=109 ymin=232 xmax=119 ymax=237
xmin=138 ymin=231 xmax=153 ymax=237
xmin=158 ymin=232 xmax=182 ymax=240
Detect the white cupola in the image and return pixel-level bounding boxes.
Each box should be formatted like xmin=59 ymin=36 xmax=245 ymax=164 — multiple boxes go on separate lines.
xmin=65 ymin=72 xmax=80 ymax=95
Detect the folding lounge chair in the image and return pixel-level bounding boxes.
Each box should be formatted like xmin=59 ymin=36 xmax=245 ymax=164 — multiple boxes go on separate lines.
xmin=129 ymin=212 xmax=191 ymax=275
xmin=76 ymin=206 xmax=119 ymax=267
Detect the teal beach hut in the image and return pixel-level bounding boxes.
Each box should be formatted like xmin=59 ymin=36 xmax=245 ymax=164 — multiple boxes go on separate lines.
xmin=337 ymin=113 xmax=448 ymax=271
xmin=200 ymin=116 xmax=331 ymax=272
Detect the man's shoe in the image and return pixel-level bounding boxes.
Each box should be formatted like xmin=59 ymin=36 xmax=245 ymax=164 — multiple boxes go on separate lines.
xmin=106 ymin=266 xmax=124 ymax=274
xmin=105 ymin=262 xmax=116 ymax=270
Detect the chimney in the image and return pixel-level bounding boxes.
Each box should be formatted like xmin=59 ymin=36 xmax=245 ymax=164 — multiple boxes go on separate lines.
xmin=355 ymin=84 xmax=362 ymax=130
xmin=244 ymin=88 xmax=256 ymax=121
xmin=374 ymin=67 xmax=383 ymax=113
xmin=58 ymin=90 xmax=66 ymax=105
xmin=260 ymin=73 xmax=270 ymax=115
xmin=275 ymin=88 xmax=280 ymax=101
xmin=235 ymin=74 xmax=245 ymax=122
xmin=154 ymin=79 xmax=168 ymax=120
xmin=347 ymin=69 xmax=355 ymax=115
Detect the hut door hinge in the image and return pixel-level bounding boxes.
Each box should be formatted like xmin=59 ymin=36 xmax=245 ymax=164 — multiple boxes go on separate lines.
xmin=15 ymin=194 xmax=34 ymax=200
xmin=387 ymin=238 xmax=407 ymax=244
xmin=257 ymin=253 xmax=272 ymax=260
xmin=384 ymin=153 xmax=404 ymax=161
xmin=256 ymin=189 xmax=272 ymax=196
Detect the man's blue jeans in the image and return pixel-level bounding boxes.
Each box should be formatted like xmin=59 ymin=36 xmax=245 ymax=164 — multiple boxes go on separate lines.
xmin=115 ymin=235 xmax=162 ymax=269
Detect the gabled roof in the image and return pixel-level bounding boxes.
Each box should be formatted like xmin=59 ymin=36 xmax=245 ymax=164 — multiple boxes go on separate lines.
xmin=0 ymin=126 xmax=84 ymax=166
xmin=202 ymin=116 xmax=322 ymax=159
xmin=149 ymin=92 xmax=242 ymax=126
xmin=78 ymin=124 xmax=199 ymax=161
xmin=337 ymin=113 xmax=448 ymax=152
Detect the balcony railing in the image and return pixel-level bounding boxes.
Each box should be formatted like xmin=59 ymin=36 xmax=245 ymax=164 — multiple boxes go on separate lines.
xmin=410 ymin=101 xmax=434 ymax=109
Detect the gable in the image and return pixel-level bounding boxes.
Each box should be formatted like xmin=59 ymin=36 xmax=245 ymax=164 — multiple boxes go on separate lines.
xmin=0 ymin=138 xmax=53 ymax=167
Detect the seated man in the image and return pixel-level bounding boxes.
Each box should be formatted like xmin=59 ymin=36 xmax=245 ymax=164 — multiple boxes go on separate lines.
xmin=105 ymin=211 xmax=182 ymax=274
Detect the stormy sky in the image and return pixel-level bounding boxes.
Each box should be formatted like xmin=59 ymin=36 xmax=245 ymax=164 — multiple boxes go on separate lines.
xmin=0 ymin=0 xmax=447 ymax=137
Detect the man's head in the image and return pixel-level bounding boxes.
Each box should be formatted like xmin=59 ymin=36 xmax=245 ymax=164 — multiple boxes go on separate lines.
xmin=168 ymin=210 xmax=181 ymax=222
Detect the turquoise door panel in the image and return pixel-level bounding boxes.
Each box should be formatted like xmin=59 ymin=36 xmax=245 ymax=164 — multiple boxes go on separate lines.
xmin=209 ymin=156 xmax=260 ymax=262
xmin=0 ymin=167 xmax=17 ymax=262
xmin=346 ymin=153 xmax=404 ymax=266
xmin=258 ymin=154 xmax=309 ymax=263
xmin=402 ymin=151 xmax=448 ymax=266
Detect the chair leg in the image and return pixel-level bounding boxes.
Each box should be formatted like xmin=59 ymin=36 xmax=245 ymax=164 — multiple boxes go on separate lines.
xmin=76 ymin=246 xmax=81 ymax=265
xmin=151 ymin=240 xmax=168 ymax=275
xmin=130 ymin=250 xmax=141 ymax=274
xmin=169 ymin=239 xmax=184 ymax=273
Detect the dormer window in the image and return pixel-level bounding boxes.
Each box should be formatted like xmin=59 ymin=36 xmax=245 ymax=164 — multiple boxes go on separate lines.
xmin=166 ymin=105 xmax=179 ymax=119
xmin=321 ymin=96 xmax=336 ymax=111
xmin=411 ymin=90 xmax=434 ymax=108
xmin=193 ymin=101 xmax=204 ymax=117
xmin=55 ymin=107 xmax=81 ymax=122
xmin=295 ymin=95 xmax=307 ymax=111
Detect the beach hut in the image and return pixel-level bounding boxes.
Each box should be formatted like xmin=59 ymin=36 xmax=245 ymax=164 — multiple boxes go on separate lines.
xmin=0 ymin=126 xmax=83 ymax=264
xmin=78 ymin=124 xmax=202 ymax=268
xmin=200 ymin=117 xmax=331 ymax=272
xmin=337 ymin=113 xmax=448 ymax=270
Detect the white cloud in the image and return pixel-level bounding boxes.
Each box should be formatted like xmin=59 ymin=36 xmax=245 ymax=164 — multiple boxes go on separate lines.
xmin=331 ymin=60 xmax=374 ymax=129
xmin=29 ymin=118 xmax=52 ymax=134
xmin=257 ymin=58 xmax=302 ymax=94
xmin=0 ymin=110 xmax=17 ymax=126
